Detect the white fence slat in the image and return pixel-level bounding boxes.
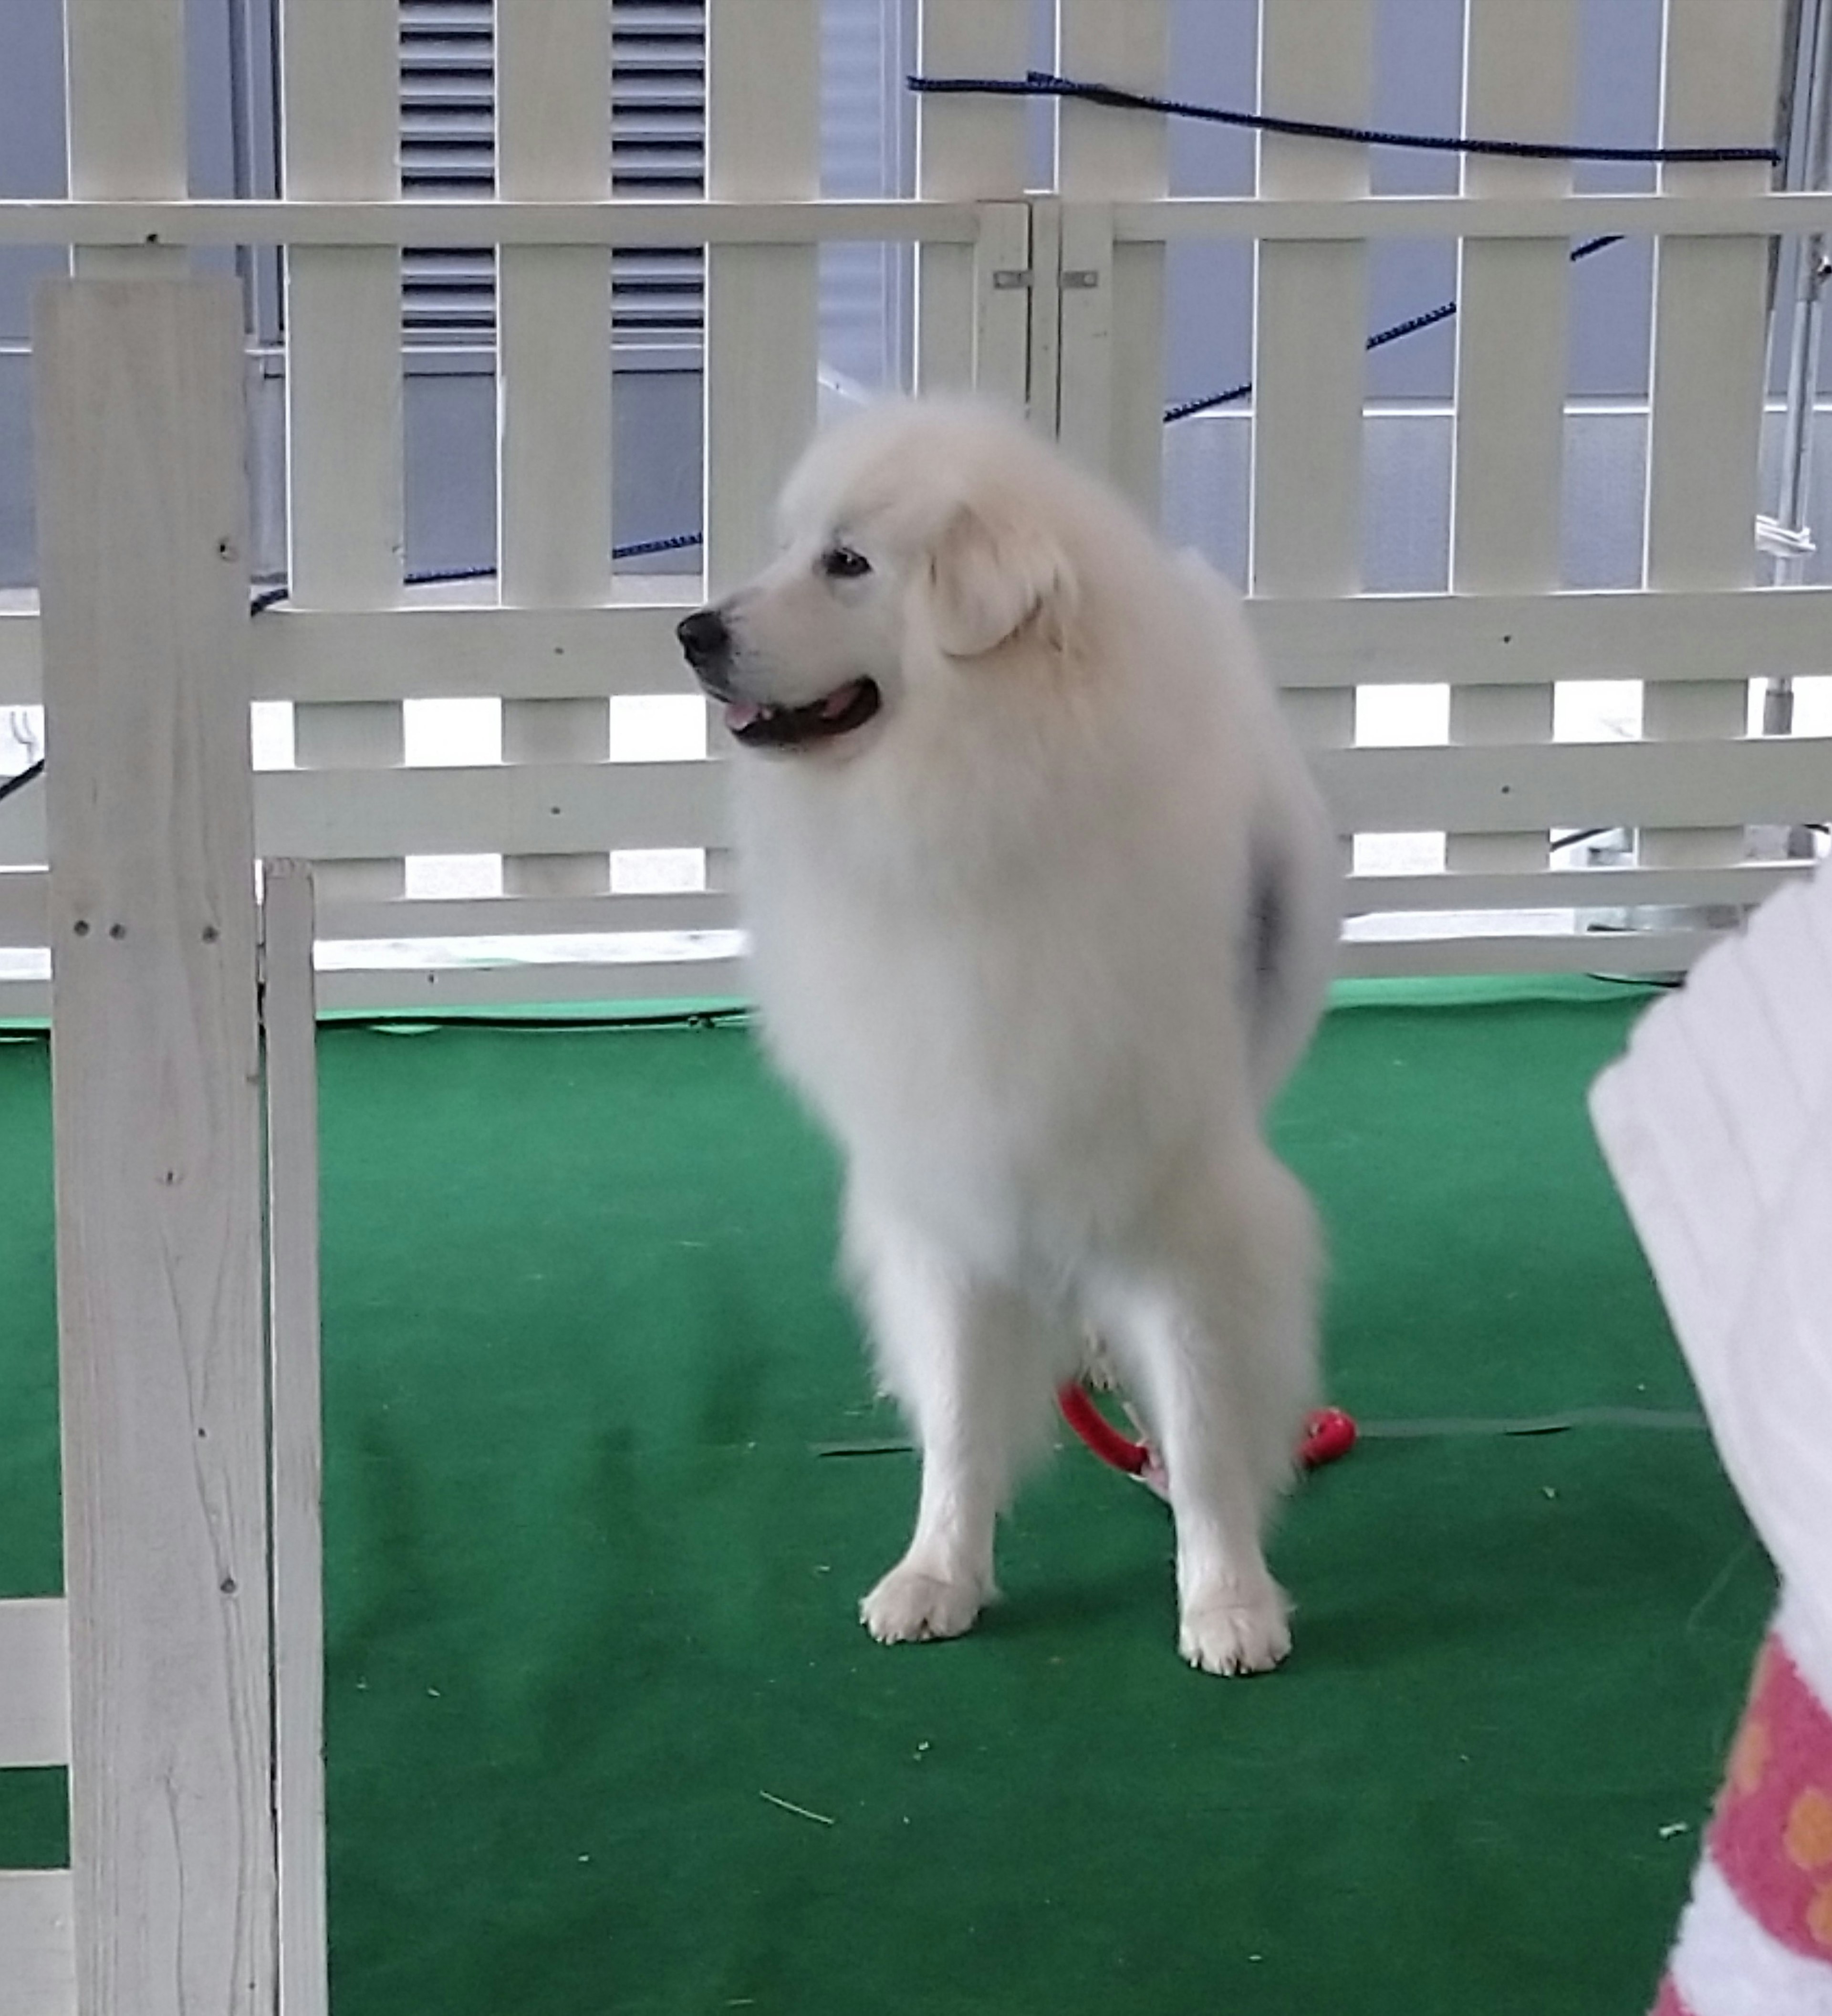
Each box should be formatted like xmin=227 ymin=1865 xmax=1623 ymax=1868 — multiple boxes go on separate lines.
xmin=0 ymin=925 xmax=1741 ymax=1016
xmin=1056 ymin=0 xmax=1169 ymax=512
xmin=251 ymin=605 xmax=698 ymax=703
xmin=7 ymin=589 xmax=1832 ymax=711
xmin=10 ymin=862 xmax=1812 ymax=955
xmin=1340 ymin=930 xmax=1714 ymax=979
xmin=61 ymin=0 xmax=186 ymax=281
xmin=704 ymin=0 xmax=821 ymax=592
xmin=0 ymin=1600 xmax=69 ymax=1768
xmin=498 ymin=0 xmax=614 ymax=899
xmin=1447 ymin=0 xmax=1575 ymax=874
xmin=0 ymin=965 xmax=750 ymax=1023
xmin=16 ymin=737 xmax=1812 ymax=867
xmin=311 ymin=957 xmax=747 ymax=1013
xmin=970 ymin=202 xmax=1034 ymax=410
xmin=24 ymin=188 xmax=1832 ymax=252
xmin=703 ymin=0 xmax=820 ymax=901
xmin=0 ymin=1872 xmax=74 ymax=2016
xmin=317 ymin=891 xmax=741 ymax=940
xmin=0 ymin=197 xmax=992 ymax=252
xmin=1109 ymin=190 xmax=1825 ymax=242
xmin=1251 ymin=587 xmax=1832 ymax=688
xmin=5 ymin=887 xmax=738 ymax=971
xmin=36 ymin=276 xmax=274 ymax=2016
xmin=1252 ymin=0 xmax=1370 ymax=765
xmin=1026 ymin=198 xmax=1064 ymax=436
xmin=500 ymin=701 xmax=613 ymax=887
xmin=1642 ymin=0 xmax=1785 ymax=870
xmin=1347 ymin=863 xmax=1806 ymax=916
xmin=4 ymin=761 xmax=727 ymax=869
xmin=3 ymin=578 xmax=1829 ymax=701
xmin=258 ymin=760 xmax=729 ymax=860
xmin=281 ymin=0 xmax=406 ymax=901
xmin=260 ymin=864 xmax=326 ymax=2016
xmin=1311 ymin=735 xmax=1832 ymax=834
xmin=914 ymin=0 xmax=1030 ymax=395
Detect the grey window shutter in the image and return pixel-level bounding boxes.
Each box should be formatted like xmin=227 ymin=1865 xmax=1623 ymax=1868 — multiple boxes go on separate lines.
xmin=398 ymin=0 xmax=707 ymax=359
xmin=610 ymin=1 xmax=708 ymax=357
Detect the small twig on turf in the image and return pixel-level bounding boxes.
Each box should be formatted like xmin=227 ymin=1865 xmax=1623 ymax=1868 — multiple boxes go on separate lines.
xmin=759 ymin=1789 xmax=835 ymax=1826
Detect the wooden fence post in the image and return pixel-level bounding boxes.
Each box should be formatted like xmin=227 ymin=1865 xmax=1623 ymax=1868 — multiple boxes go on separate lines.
xmin=37 ymin=273 xmax=275 ymax=2016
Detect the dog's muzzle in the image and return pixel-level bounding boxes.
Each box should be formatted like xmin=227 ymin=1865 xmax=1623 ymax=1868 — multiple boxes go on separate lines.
xmin=674 ymin=605 xmax=883 ymax=752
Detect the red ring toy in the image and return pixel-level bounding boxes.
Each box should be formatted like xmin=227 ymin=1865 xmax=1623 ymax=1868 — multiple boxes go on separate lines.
xmin=1057 ymin=1383 xmax=1356 ymax=1492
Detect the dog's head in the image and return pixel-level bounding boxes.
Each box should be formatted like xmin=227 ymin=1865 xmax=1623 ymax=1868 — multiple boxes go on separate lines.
xmin=676 ymin=400 xmax=1080 ymax=756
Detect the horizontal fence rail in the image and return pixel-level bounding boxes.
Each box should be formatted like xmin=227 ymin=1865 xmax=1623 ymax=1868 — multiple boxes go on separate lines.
xmin=13 ymin=191 xmax=1832 ymax=246
xmin=6 ymin=588 xmax=1832 ymax=705
xmin=0 ymin=198 xmax=987 ymax=247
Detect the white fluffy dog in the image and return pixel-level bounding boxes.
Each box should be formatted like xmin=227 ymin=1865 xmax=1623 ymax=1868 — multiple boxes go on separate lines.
xmin=677 ymin=400 xmax=1340 ymax=1673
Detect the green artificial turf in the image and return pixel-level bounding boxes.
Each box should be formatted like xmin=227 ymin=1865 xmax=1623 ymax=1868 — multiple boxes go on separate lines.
xmin=0 ymin=983 xmax=1773 ymax=2013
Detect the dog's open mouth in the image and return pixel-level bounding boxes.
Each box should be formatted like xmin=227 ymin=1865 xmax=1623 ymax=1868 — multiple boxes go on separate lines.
xmin=723 ymin=678 xmax=882 ymax=751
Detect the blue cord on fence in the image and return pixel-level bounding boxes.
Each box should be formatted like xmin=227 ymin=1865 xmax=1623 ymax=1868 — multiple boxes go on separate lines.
xmin=0 ymin=758 xmax=44 ymax=809
xmin=909 ymin=70 xmax=1781 ymax=167
xmin=1164 ymin=231 xmax=1625 ymax=423
xmin=248 ymin=532 xmax=708 ymax=613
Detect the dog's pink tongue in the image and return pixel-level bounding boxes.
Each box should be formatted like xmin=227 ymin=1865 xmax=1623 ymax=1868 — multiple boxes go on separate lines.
xmin=724 ymin=700 xmax=764 ymax=733
xmin=818 ymin=683 xmax=857 ymax=719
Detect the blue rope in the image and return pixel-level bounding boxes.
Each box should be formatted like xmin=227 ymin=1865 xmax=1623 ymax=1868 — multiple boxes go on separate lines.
xmin=1164 ymin=233 xmax=1625 ymax=422
xmin=610 ymin=532 xmax=705 ymax=559
xmin=0 ymin=757 xmax=44 ymax=808
xmin=910 ymin=70 xmax=1780 ymax=167
xmin=250 ymin=534 xmax=707 ymax=612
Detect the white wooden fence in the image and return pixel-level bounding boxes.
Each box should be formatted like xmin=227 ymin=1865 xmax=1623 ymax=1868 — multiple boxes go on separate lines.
xmin=2 ymin=0 xmax=1832 ymax=2009
xmin=0 ymin=0 xmax=1826 ymax=1016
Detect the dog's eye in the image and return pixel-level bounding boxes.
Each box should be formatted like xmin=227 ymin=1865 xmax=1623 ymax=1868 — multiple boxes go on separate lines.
xmin=819 ymin=545 xmax=871 ymax=581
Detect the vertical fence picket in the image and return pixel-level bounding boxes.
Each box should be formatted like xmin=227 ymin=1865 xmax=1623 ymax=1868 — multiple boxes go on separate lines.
xmin=703 ymin=0 xmax=822 ymax=897
xmin=914 ymin=0 xmax=1030 ymax=400
xmin=1055 ymin=0 xmax=1169 ymax=515
xmin=498 ymin=0 xmax=613 ymax=898
xmin=704 ymin=0 xmax=820 ymax=592
xmin=1641 ymin=0 xmax=1785 ymax=872
xmin=1251 ymin=0 xmax=1369 ymax=783
xmin=62 ymin=0 xmax=186 ymax=281
xmin=280 ymin=0 xmax=406 ymax=903
xmin=1446 ymin=0 xmax=1575 ymax=876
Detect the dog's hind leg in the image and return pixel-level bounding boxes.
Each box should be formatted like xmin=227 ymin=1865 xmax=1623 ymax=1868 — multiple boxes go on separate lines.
xmin=1090 ymin=1146 xmax=1320 ymax=1674
xmin=845 ymin=1189 xmax=1054 ymax=1645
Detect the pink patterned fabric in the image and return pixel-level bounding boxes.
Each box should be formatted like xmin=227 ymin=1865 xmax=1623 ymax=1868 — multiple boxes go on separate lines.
xmin=1707 ymin=1636 xmax=1832 ymax=1963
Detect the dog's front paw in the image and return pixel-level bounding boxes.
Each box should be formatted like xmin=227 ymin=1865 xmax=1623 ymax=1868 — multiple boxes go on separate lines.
xmin=859 ymin=1562 xmax=986 ymax=1645
xmin=1178 ymin=1584 xmax=1291 ymax=1676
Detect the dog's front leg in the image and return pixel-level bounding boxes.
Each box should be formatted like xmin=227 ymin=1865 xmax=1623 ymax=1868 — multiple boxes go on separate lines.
xmin=845 ymin=1191 xmax=1045 ymax=1644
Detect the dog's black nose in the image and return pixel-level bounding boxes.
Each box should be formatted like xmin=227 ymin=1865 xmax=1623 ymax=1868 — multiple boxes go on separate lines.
xmin=676 ymin=607 xmax=729 ymax=663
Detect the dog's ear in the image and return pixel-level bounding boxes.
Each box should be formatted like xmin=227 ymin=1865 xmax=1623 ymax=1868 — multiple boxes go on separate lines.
xmin=924 ymin=498 xmax=1076 ymax=658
